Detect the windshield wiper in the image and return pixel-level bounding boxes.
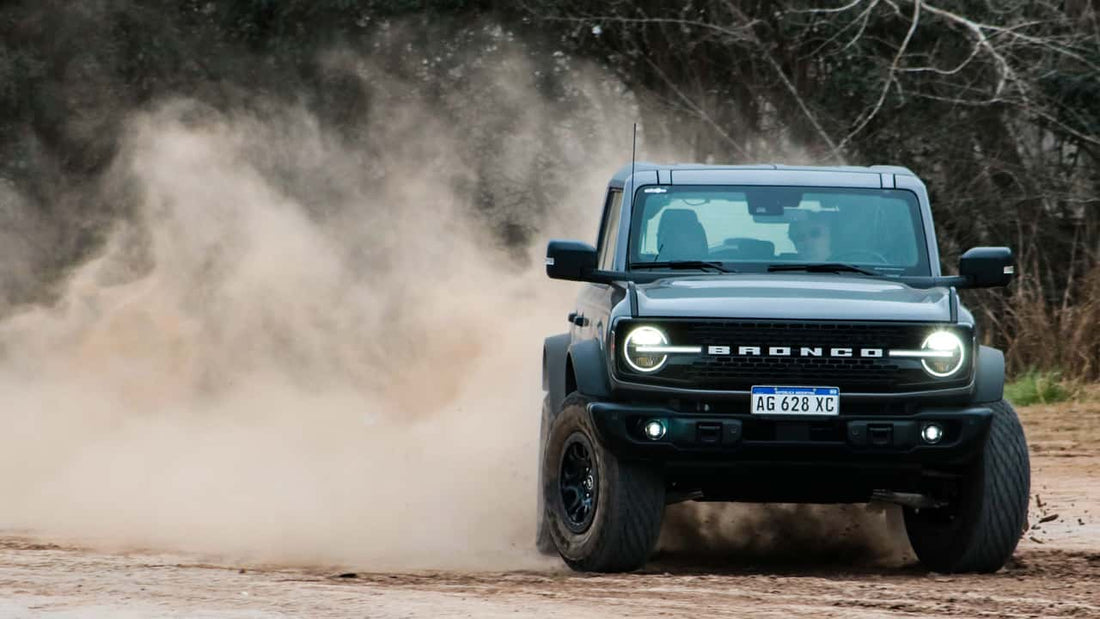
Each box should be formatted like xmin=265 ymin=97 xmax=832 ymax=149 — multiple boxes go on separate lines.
xmin=632 ymin=260 xmax=736 ymax=273
xmin=767 ymin=262 xmax=879 ymax=276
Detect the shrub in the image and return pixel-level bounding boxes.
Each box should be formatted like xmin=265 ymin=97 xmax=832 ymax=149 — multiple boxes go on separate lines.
xmin=1005 ymin=370 xmax=1076 ymax=406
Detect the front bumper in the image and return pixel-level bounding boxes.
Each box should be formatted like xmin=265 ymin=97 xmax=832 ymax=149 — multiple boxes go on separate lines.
xmin=589 ymin=401 xmax=992 ymax=467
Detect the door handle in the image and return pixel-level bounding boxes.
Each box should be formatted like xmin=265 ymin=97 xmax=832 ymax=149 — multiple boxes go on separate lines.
xmin=573 ymin=314 xmax=589 ymax=327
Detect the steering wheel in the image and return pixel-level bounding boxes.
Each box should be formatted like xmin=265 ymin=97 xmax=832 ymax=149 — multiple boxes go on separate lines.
xmin=708 ymin=248 xmax=747 ymax=260
xmin=831 ymin=249 xmax=890 ymax=264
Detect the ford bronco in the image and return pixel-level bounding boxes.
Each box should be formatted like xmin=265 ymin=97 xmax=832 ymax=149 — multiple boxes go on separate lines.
xmin=538 ymin=163 xmax=1029 ymax=573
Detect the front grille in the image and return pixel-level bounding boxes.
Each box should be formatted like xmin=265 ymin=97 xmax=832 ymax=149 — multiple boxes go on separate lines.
xmin=691 ymin=355 xmax=900 ymax=388
xmin=616 ymin=319 xmax=972 ymax=393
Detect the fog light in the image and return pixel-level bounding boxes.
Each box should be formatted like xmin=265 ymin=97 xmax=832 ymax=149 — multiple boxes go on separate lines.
xmin=921 ymin=423 xmax=944 ymax=444
xmin=643 ymin=419 xmax=667 ymax=440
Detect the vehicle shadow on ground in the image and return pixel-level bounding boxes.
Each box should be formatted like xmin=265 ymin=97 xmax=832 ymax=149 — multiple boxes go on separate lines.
xmin=643 ymin=501 xmax=920 ymax=577
xmin=643 ymin=548 xmax=923 ymax=578
xmin=641 ymin=547 xmax=1088 ymax=579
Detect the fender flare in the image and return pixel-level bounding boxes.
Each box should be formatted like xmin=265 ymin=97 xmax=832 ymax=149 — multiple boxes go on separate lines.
xmin=543 ymin=335 xmax=613 ymax=419
xmin=543 ymin=334 xmax=571 ymax=416
xmin=973 ymin=345 xmax=1006 ymax=404
xmin=569 ymin=338 xmax=613 ymax=402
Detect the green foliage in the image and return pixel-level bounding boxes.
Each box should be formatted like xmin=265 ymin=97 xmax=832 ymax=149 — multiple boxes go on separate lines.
xmin=1005 ymin=370 xmax=1076 ymax=406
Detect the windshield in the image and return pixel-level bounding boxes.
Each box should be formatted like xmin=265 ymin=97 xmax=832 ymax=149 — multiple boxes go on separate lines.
xmin=628 ymin=185 xmax=930 ymax=276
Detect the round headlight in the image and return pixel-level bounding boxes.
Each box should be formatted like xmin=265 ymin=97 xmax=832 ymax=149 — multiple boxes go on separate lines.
xmin=920 ymin=331 xmax=965 ymax=377
xmin=623 ymin=326 xmax=669 ymax=373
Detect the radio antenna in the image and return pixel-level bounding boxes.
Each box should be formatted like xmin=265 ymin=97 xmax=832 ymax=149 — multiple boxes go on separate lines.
xmin=630 ymin=123 xmax=638 ymax=191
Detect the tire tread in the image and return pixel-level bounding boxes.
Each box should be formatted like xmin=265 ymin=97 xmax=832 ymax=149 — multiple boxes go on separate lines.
xmin=905 ymin=399 xmax=1030 ymax=573
xmin=546 ymin=393 xmax=664 ymax=572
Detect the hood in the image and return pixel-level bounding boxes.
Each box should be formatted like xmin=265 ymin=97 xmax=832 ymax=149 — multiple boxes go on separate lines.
xmin=635 ymin=274 xmax=951 ymax=322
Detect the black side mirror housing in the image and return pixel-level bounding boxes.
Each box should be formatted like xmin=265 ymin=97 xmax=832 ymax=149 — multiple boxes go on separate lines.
xmin=959 ymin=246 xmax=1014 ymax=288
xmin=546 ymin=240 xmax=598 ymax=281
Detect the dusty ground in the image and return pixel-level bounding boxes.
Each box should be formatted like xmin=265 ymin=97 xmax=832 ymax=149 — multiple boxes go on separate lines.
xmin=1 ymin=400 xmax=1097 ymax=618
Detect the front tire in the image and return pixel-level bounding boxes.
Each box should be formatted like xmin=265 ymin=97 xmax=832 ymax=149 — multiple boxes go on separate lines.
xmin=535 ymin=395 xmax=556 ymax=555
xmin=904 ymin=399 xmax=1030 ymax=573
xmin=542 ymin=393 xmax=665 ymax=572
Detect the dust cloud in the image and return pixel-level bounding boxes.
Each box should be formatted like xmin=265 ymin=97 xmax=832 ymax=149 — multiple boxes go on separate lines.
xmin=657 ymin=503 xmax=911 ymax=569
xmin=0 ymin=26 xmax=902 ymax=572
xmin=0 ymin=42 xmax=630 ymax=570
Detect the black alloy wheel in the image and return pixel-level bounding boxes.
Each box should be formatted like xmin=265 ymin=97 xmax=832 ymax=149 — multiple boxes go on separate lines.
xmin=559 ymin=433 xmax=599 ymax=533
xmin=542 ymin=394 xmax=665 ymax=572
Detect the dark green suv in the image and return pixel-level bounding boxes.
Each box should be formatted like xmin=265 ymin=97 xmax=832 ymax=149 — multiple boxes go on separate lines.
xmin=538 ymin=162 xmax=1028 ymax=574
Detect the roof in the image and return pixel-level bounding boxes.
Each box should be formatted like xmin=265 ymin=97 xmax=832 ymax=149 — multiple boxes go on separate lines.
xmin=609 ymin=162 xmax=917 ymax=187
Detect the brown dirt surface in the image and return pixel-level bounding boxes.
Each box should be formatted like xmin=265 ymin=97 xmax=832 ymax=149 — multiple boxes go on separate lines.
xmin=1 ymin=399 xmax=1098 ymax=618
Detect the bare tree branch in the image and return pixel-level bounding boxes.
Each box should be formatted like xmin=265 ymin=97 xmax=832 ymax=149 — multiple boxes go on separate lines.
xmin=759 ymin=52 xmax=842 ymax=159
xmin=538 ymin=14 xmax=759 ymax=42
xmin=640 ymin=55 xmax=750 ymax=158
xmin=784 ymin=0 xmax=866 ymax=15
xmin=919 ymin=1 xmax=1020 ymax=98
xmin=802 ymin=0 xmax=881 ymax=58
xmin=834 ymin=0 xmax=922 ymax=153
xmin=898 ymin=40 xmax=983 ymax=75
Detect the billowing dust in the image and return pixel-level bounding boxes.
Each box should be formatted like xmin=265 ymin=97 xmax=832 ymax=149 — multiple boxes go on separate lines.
xmin=0 ymin=42 xmax=901 ymax=571
xmin=0 ymin=47 xmax=629 ymax=569
xmin=657 ymin=503 xmax=910 ymax=568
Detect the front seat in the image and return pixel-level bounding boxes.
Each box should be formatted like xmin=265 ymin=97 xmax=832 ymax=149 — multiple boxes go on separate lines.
xmin=656 ymin=209 xmax=708 ymax=261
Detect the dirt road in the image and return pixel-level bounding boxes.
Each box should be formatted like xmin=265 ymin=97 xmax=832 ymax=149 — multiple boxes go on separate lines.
xmin=2 ymin=400 xmax=1097 ymax=618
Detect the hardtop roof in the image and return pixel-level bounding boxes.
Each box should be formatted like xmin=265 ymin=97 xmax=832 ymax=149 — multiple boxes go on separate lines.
xmin=609 ymin=162 xmax=916 ymax=187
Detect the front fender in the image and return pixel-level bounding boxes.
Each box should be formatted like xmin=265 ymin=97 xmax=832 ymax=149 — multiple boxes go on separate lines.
xmin=543 ymin=334 xmax=571 ymax=416
xmin=569 ymin=338 xmax=612 ymax=400
xmin=972 ymin=345 xmax=1006 ymax=404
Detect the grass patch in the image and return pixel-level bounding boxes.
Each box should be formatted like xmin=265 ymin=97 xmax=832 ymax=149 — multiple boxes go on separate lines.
xmin=1005 ymin=370 xmax=1077 ymax=406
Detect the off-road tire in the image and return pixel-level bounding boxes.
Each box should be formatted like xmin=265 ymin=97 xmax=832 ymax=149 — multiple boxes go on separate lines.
xmin=542 ymin=393 xmax=664 ymax=572
xmin=535 ymin=395 xmax=556 ymax=555
xmin=904 ymin=399 xmax=1030 ymax=573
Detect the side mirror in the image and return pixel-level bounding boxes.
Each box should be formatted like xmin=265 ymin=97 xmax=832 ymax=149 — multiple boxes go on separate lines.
xmin=546 ymin=240 xmax=598 ymax=281
xmin=959 ymin=247 xmax=1014 ymax=288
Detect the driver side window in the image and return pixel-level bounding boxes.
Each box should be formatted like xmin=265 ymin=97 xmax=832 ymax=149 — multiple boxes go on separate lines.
xmin=597 ymin=190 xmax=624 ymax=271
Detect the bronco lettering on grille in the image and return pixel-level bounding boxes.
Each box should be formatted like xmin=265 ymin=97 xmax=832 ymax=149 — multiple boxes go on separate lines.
xmin=707 ymin=345 xmax=885 ymax=358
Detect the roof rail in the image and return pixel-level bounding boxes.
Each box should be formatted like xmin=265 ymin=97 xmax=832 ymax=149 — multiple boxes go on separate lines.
xmin=868 ymin=165 xmax=916 ymax=176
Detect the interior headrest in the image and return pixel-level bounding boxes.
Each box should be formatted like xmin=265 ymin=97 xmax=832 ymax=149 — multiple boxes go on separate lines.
xmin=658 ymin=209 xmax=700 ymax=234
xmin=656 ymin=208 xmax=708 ymax=260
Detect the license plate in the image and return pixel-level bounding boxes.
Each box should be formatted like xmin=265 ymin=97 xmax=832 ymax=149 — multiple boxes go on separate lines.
xmin=751 ymin=386 xmax=839 ymax=415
